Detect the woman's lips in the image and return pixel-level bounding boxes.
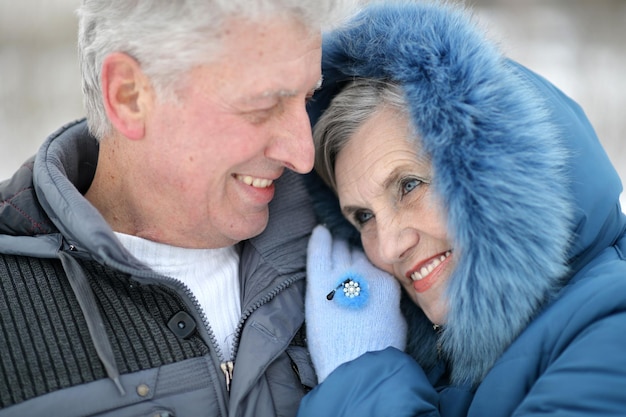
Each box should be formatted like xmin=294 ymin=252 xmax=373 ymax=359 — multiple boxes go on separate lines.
xmin=407 ymin=250 xmax=452 ymax=293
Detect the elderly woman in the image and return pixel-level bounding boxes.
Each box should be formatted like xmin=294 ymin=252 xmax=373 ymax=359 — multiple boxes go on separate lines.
xmin=298 ymin=2 xmax=626 ymax=416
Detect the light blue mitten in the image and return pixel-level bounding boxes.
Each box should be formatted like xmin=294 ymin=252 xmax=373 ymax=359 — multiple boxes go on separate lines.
xmin=306 ymin=225 xmax=408 ymax=383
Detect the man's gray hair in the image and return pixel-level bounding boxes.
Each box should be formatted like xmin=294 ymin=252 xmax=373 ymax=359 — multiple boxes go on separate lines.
xmin=77 ymin=0 xmax=355 ymax=140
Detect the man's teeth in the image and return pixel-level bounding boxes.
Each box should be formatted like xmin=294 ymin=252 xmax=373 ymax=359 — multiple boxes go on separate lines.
xmin=237 ymin=175 xmax=273 ymax=188
xmin=411 ymin=251 xmax=451 ymax=281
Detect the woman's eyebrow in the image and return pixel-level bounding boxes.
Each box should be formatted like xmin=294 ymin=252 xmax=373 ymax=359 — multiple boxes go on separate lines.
xmin=341 ymin=205 xmax=359 ymax=219
xmin=381 ymin=165 xmax=408 ymax=190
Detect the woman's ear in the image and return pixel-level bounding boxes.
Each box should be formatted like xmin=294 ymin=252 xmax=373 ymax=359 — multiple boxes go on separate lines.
xmin=101 ymin=52 xmax=152 ymax=140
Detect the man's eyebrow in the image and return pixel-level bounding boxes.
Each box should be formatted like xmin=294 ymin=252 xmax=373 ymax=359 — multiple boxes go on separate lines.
xmin=241 ymin=77 xmax=324 ymax=105
xmin=254 ymin=89 xmax=297 ymax=100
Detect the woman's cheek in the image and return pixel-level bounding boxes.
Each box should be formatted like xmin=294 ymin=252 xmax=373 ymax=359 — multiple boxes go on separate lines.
xmin=362 ymin=237 xmax=394 ymax=275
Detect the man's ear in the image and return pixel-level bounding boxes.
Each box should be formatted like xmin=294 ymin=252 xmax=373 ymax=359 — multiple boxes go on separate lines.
xmin=101 ymin=52 xmax=152 ymax=140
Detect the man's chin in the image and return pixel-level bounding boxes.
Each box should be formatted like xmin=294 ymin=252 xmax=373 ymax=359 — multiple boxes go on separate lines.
xmin=232 ymin=211 xmax=270 ymax=241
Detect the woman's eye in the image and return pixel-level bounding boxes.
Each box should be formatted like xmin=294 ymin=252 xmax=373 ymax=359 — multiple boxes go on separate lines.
xmin=401 ymin=178 xmax=422 ymax=196
xmin=353 ymin=210 xmax=373 ymax=226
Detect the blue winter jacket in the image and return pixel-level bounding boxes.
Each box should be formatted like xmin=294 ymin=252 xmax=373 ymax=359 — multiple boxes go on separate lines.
xmin=299 ymin=3 xmax=626 ymax=416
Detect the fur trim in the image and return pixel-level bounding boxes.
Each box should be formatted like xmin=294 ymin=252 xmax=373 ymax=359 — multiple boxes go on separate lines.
xmin=308 ymin=2 xmax=576 ymax=385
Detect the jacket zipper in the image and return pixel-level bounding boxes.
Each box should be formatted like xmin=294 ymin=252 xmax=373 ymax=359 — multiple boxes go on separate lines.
xmin=155 ymin=276 xmax=236 ymax=392
xmin=97 ymin=254 xmax=303 ymax=395
xmin=220 ymin=361 xmax=234 ymax=392
xmin=101 ymin=259 xmax=231 ymax=387
xmin=221 ymin=274 xmax=304 ymax=392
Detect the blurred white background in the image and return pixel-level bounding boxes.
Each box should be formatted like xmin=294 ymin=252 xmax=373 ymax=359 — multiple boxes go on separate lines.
xmin=1 ymin=0 xmax=625 ymax=207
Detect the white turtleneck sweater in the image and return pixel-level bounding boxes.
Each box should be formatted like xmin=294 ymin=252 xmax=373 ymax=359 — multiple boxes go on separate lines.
xmin=115 ymin=232 xmax=241 ymax=360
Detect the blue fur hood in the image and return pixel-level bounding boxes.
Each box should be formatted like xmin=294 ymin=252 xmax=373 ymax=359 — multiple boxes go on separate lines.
xmin=307 ymin=2 xmax=625 ymax=385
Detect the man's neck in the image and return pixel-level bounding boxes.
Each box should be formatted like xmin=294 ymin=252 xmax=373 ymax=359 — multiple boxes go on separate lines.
xmin=84 ymin=136 xmax=139 ymax=235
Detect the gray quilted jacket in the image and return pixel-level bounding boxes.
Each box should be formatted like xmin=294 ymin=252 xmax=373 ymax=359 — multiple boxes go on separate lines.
xmin=0 ymin=119 xmax=317 ymax=417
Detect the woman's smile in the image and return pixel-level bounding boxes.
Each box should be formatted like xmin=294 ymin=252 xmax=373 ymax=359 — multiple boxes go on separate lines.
xmin=407 ymin=250 xmax=452 ymax=293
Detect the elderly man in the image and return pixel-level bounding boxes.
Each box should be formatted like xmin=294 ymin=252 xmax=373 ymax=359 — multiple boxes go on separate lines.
xmin=0 ymin=1 xmax=351 ymax=416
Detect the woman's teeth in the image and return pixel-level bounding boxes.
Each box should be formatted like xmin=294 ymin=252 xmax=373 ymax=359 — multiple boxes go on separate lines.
xmin=411 ymin=251 xmax=451 ymax=281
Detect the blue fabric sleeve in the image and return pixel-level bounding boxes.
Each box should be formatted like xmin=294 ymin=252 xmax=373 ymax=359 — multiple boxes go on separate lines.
xmin=512 ymin=312 xmax=626 ymax=415
xmin=297 ymin=347 xmax=439 ymax=417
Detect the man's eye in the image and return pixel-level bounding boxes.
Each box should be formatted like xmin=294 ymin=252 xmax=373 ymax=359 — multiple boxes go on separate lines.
xmin=353 ymin=210 xmax=373 ymax=226
xmin=245 ymin=105 xmax=276 ymax=124
xmin=401 ymin=178 xmax=422 ymax=196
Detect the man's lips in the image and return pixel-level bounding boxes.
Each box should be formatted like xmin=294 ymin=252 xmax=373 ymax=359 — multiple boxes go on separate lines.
xmin=234 ymin=174 xmax=274 ymax=188
xmin=233 ymin=173 xmax=278 ymax=206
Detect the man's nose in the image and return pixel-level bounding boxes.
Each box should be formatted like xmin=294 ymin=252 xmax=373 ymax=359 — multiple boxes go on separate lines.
xmin=266 ymin=102 xmax=315 ymax=173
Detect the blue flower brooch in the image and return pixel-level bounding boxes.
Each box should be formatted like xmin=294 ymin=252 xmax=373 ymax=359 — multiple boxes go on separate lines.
xmin=326 ymin=272 xmax=369 ymax=309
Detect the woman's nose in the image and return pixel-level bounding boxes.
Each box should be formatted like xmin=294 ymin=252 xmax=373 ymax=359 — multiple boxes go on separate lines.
xmin=377 ymin=215 xmax=420 ymax=264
